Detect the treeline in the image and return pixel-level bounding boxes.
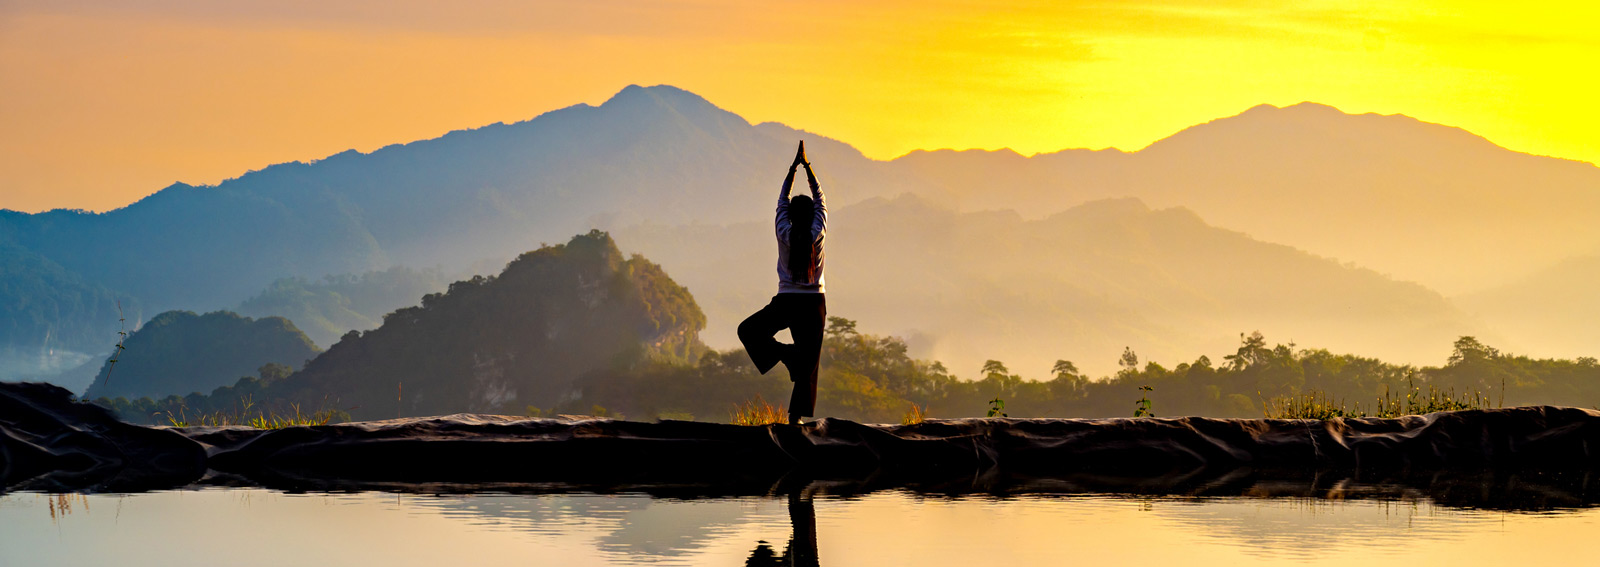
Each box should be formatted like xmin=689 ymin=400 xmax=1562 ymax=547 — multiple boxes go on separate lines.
xmin=568 ymin=323 xmax=1600 ymax=423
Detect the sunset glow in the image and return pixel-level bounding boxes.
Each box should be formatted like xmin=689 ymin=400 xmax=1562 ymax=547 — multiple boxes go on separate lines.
xmin=2 ymin=0 xmax=1596 ymax=212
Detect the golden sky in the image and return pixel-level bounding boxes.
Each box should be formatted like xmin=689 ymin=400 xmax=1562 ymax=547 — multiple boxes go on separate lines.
xmin=2 ymin=0 xmax=1596 ymax=213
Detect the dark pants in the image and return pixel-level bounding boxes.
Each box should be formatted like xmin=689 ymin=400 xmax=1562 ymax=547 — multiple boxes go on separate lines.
xmin=738 ymin=293 xmax=826 ymax=417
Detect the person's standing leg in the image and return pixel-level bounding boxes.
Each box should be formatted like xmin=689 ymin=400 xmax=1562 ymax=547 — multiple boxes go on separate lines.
xmin=785 ymin=294 xmax=826 ymax=423
xmin=738 ymin=296 xmax=792 ymax=374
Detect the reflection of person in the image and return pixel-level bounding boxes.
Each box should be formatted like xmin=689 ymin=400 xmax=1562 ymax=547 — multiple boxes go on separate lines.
xmin=738 ymin=141 xmax=827 ymax=426
xmin=744 ymin=492 xmax=821 ymax=567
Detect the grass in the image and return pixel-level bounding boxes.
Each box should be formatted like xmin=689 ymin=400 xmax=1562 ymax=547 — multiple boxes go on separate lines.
xmin=901 ymin=404 xmax=928 ymax=425
xmin=730 ymin=394 xmax=787 ymax=426
xmin=162 ymin=396 xmax=348 ymax=429
xmin=1263 ymin=377 xmax=1496 ymax=419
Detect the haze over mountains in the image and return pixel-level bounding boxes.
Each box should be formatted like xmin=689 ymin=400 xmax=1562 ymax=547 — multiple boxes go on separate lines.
xmin=617 ymin=195 xmax=1482 ymax=377
xmin=1 ymin=84 xmax=1594 ymax=383
xmin=885 ymin=102 xmax=1600 ymax=296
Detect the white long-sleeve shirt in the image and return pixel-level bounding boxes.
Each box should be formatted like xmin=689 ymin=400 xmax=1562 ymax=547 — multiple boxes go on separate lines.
xmin=775 ymin=166 xmax=826 ymax=294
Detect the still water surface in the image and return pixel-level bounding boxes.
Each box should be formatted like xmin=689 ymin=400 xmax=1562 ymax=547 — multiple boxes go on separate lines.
xmin=1 ymin=488 xmax=1593 ymax=566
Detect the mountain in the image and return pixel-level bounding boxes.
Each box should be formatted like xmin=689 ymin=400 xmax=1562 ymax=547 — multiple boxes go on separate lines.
xmin=235 ymin=266 xmax=455 ymax=349
xmin=0 ymin=85 xmax=892 ymax=331
xmin=882 ymin=102 xmax=1600 ymax=295
xmin=0 ymin=241 xmax=140 ymax=381
xmin=81 ymin=310 xmax=320 ymax=400
xmin=259 ymin=231 xmax=705 ymax=420
xmin=1456 ymin=255 xmax=1600 ymax=359
xmin=615 ymin=195 xmax=1484 ymax=377
xmin=2 ymin=85 xmax=1595 ymax=380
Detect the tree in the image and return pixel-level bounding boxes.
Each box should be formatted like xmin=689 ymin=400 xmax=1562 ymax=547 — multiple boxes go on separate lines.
xmin=1448 ymin=336 xmax=1500 ymax=367
xmin=825 ymin=317 xmax=859 ymax=339
xmin=1050 ymin=359 xmax=1088 ymax=400
xmin=1224 ymin=331 xmax=1269 ymax=371
xmin=1051 ymin=359 xmax=1080 ymax=380
xmin=1117 ymin=347 xmax=1139 ymax=377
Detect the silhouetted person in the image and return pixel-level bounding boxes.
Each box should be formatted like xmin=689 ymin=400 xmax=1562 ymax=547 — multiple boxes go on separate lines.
xmin=739 ymin=141 xmax=826 ymax=426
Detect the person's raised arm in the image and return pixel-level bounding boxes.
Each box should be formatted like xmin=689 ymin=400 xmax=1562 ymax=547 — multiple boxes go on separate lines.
xmin=799 ymin=146 xmax=825 ymax=233
xmin=776 ymin=142 xmax=804 ymax=237
xmin=802 ymin=159 xmax=822 ymax=208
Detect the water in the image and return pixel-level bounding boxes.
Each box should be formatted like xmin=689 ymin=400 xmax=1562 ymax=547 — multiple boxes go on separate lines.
xmin=3 ymin=486 xmax=1594 ymax=566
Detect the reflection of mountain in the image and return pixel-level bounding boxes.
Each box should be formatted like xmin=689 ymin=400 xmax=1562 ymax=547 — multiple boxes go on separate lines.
xmin=412 ymin=493 xmax=784 ymax=561
xmin=617 ymin=195 xmax=1483 ymax=376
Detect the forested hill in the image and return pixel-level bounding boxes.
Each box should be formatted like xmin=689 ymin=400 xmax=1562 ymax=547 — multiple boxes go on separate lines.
xmin=0 ymin=242 xmax=138 ymax=381
xmin=253 ymin=231 xmax=706 ymax=420
xmin=81 ymin=310 xmax=319 ymax=400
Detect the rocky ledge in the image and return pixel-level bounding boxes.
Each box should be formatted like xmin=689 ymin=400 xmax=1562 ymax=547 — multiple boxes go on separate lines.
xmin=5 ymin=382 xmax=1599 ymax=503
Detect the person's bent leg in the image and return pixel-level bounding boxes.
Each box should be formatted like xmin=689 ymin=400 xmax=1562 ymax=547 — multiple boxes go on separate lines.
xmin=786 ymin=294 xmax=826 ymax=420
xmin=738 ymin=296 xmax=791 ymax=374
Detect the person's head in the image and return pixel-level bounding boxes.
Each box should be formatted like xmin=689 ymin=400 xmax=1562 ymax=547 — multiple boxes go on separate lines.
xmin=789 ymin=194 xmax=814 ymax=222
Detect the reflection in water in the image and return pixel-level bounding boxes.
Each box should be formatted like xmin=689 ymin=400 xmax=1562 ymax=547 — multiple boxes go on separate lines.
xmin=745 ymin=492 xmax=819 ymax=567
xmin=4 ymin=485 xmax=1600 ymax=566
xmin=45 ymin=493 xmax=88 ymax=522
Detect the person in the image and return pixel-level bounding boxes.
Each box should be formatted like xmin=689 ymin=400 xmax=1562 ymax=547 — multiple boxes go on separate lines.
xmin=738 ymin=140 xmax=827 ymax=426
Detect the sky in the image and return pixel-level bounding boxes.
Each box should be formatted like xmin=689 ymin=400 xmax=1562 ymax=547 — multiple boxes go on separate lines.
xmin=1 ymin=0 xmax=1596 ymax=213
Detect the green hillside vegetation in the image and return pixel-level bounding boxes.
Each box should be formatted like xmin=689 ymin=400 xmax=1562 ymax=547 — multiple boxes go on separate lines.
xmin=236 ymin=266 xmax=453 ymax=349
xmin=0 ymin=241 xmax=139 ymax=380
xmin=82 ymin=310 xmax=321 ymax=400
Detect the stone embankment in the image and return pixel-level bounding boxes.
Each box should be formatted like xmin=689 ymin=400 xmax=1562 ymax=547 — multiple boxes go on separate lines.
xmin=5 ymin=382 xmax=1598 ymax=509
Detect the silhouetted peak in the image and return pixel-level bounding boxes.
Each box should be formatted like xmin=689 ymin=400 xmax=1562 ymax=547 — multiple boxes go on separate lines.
xmin=1238 ymin=101 xmax=1344 ymax=117
xmin=893 ymin=147 xmax=1027 ymax=162
xmin=601 ymin=84 xmax=721 ymax=114
xmin=1069 ymin=197 xmax=1151 ymax=216
xmin=1141 ymin=100 xmax=1515 ymax=157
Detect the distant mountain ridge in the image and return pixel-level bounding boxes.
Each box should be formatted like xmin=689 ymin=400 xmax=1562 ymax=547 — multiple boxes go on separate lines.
xmin=882 ymin=101 xmax=1600 ymax=295
xmin=2 ymin=85 xmax=1595 ymax=379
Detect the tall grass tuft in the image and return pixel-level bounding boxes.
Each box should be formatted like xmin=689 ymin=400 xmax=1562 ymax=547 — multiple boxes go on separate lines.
xmin=901 ymin=404 xmax=928 ymax=425
xmin=730 ymin=394 xmax=787 ymax=426
xmin=1264 ymin=376 xmax=1496 ymax=419
xmin=161 ymin=396 xmax=348 ymax=429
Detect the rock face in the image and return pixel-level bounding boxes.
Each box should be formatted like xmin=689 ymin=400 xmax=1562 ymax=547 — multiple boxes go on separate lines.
xmin=5 ymin=381 xmax=1600 ymax=510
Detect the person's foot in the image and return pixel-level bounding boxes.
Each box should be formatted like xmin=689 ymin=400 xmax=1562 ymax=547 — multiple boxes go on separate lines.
xmin=788 ymin=414 xmax=802 ymax=426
